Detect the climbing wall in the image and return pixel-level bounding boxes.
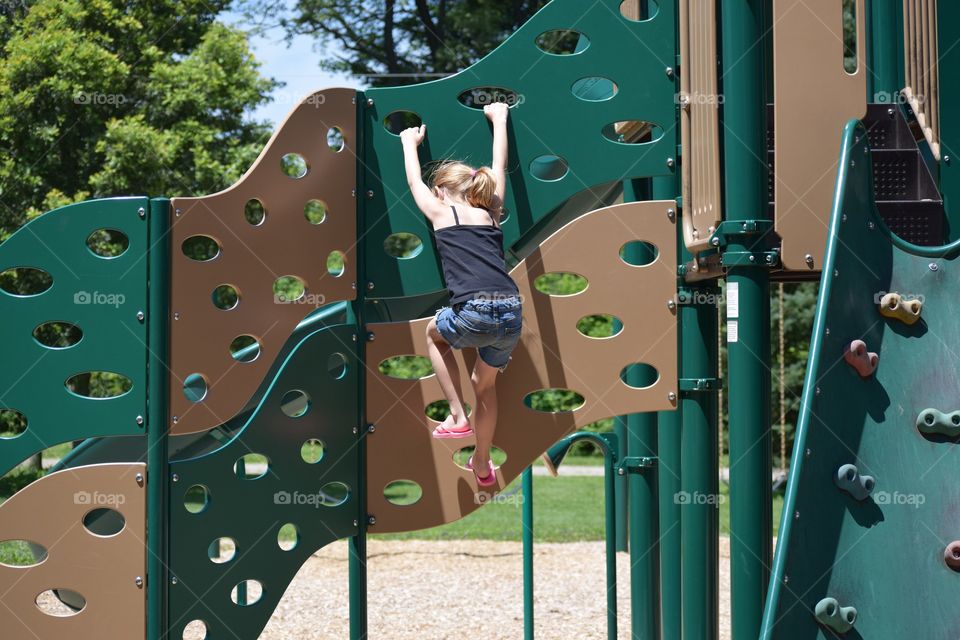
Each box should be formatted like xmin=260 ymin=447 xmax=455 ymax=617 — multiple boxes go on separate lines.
xmin=0 ymin=198 xmax=148 ymax=476
xmin=763 ymin=121 xmax=960 ymax=638
xmin=366 ymin=200 xmax=677 ymax=533
xmin=0 ymin=463 xmax=146 ymax=639
xmin=361 ymin=0 xmax=677 ymax=299
xmin=169 ymin=88 xmax=358 ymax=435
xmin=167 ymin=323 xmax=359 ymax=640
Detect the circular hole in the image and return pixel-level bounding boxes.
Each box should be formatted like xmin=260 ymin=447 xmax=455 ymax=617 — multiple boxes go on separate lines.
xmin=244 ymin=199 xmax=266 ymax=225
xmin=182 ymin=235 xmax=220 ymax=262
xmin=384 ymin=232 xmax=423 ymax=259
xmin=378 ymin=355 xmax=434 ymax=380
xmin=207 ymin=537 xmax=236 ymax=564
xmin=845 ymin=610 xmax=855 ymax=623
xmin=619 ymin=0 xmax=659 ymax=20
xmin=273 ymin=275 xmax=306 ymax=303
xmin=863 ymin=477 xmax=875 ymax=491
xmin=535 ymin=29 xmax=589 ymax=55
xmin=33 ymin=321 xmax=83 ymax=349
xmin=529 ymin=154 xmax=569 ymax=181
xmin=183 ymin=373 xmax=208 ymax=403
xmin=65 ymin=372 xmax=133 ymax=398
xmin=230 ymin=580 xmax=263 ymax=606
xmin=184 ymin=485 xmax=210 ymax=514
xmin=0 ymin=267 xmax=53 ymax=296
xmin=383 ymin=111 xmax=423 ymax=135
xmin=229 ymin=335 xmax=261 ymax=363
xmin=0 ymin=409 xmax=27 ymax=440
xmin=953 ymin=414 xmax=960 ymax=426
xmin=212 ymin=284 xmax=239 ymax=310
xmin=35 ymin=589 xmax=86 ymax=617
xmin=327 ymin=250 xmax=346 ymax=277
xmin=234 ymin=454 xmax=269 ymax=480
xmin=86 ymin=228 xmax=130 ymax=258
xmin=826 ymin=603 xmax=836 ymax=616
xmin=534 ymin=271 xmax=588 ymax=296
xmin=619 ymin=241 xmax=659 ymax=266
xmin=384 ymin=480 xmax=423 ymax=506
xmin=281 ymin=153 xmax=309 ymax=178
xmin=576 ymin=314 xmax=623 ymax=338
xmin=0 ymin=539 xmax=48 ymax=568
xmin=452 ymin=446 xmax=508 ymax=470
xmin=328 ymin=352 xmax=348 ymax=379
xmin=845 ymin=468 xmax=856 ymax=481
xmin=425 ymin=399 xmax=472 ymax=422
xmin=602 ymin=120 xmax=664 ymax=144
xmin=319 ymin=482 xmax=350 ymax=507
xmin=278 ymin=523 xmax=299 ymax=551
xmin=301 ymin=439 xmax=325 ymax=464
xmin=571 ymin=76 xmax=618 ymax=102
xmin=457 ymin=86 xmax=522 ymax=109
xmin=304 ymin=199 xmax=328 ymax=224
xmin=82 ymin=508 xmax=125 ymax=537
xmin=282 ymin=390 xmax=312 ymax=418
xmin=523 ymin=389 xmax=586 ymax=413
xmin=183 ymin=620 xmax=208 ymax=640
xmin=620 ymin=363 xmax=659 ymax=389
xmin=327 ymin=127 xmax=345 ymax=152
xmin=925 ymin=413 xmax=936 ymax=425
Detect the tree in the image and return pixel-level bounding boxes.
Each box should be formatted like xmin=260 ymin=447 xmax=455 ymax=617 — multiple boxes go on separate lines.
xmin=242 ymin=0 xmax=549 ymax=86
xmin=0 ymin=0 xmax=278 ymax=240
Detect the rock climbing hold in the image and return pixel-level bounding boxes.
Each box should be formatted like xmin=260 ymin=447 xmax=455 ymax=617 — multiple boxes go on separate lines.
xmin=814 ymin=597 xmax=857 ymax=634
xmin=945 ymin=541 xmax=960 ymax=571
xmin=916 ymin=408 xmax=960 ymax=437
xmin=878 ymin=292 xmax=922 ymax=325
xmin=834 ymin=463 xmax=875 ymax=501
xmin=843 ymin=339 xmax=878 ymax=378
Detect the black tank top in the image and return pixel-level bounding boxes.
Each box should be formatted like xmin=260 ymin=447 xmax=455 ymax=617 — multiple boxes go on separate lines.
xmin=433 ymin=205 xmax=520 ymax=306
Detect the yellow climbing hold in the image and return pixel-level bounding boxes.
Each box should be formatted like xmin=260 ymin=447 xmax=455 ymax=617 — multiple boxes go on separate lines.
xmin=878 ymin=292 xmax=922 ymax=325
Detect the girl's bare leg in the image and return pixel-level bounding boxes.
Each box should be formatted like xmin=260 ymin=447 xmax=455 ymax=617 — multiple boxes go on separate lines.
xmin=425 ymin=318 xmax=469 ymax=429
xmin=469 ymin=358 xmax=500 ymax=475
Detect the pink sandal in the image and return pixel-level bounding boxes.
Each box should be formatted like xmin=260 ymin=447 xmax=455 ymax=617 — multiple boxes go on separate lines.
xmin=432 ymin=423 xmax=474 ymax=439
xmin=467 ymin=456 xmax=497 ymax=487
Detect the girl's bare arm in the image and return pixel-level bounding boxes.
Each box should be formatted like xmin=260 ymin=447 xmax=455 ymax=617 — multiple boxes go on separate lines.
xmin=484 ymin=103 xmax=509 ymax=211
xmin=400 ymin=125 xmax=444 ymax=223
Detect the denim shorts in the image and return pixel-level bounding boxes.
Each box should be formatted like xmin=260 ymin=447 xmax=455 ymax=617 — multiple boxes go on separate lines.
xmin=434 ymin=296 xmax=523 ymax=370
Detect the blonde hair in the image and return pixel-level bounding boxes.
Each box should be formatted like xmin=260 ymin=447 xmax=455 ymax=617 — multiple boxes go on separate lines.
xmin=430 ymin=160 xmax=497 ymax=210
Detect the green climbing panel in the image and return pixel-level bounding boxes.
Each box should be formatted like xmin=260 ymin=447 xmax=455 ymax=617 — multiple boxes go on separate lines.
xmin=167 ymin=323 xmax=359 ymax=640
xmin=361 ymin=0 xmax=676 ymax=299
xmin=0 ymin=197 xmax=148 ymax=476
xmin=763 ymin=121 xmax=960 ymax=638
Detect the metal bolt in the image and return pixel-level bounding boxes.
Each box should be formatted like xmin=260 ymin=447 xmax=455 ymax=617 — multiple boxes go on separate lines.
xmin=834 ymin=269 xmax=839 ymax=277
xmin=945 ymin=155 xmax=951 ymax=164
xmin=366 ymin=98 xmax=374 ymax=107
xmin=172 ymin=416 xmax=179 ymax=424
xmin=804 ymin=254 xmax=814 ymax=266
xmin=135 ymin=473 xmax=144 ymax=485
xmin=665 ymin=67 xmax=674 ymax=78
xmin=171 ymin=576 xmax=178 ymax=585
xmin=351 ymin=334 xmax=358 ymax=342
xmin=172 ymin=473 xmax=180 ymax=482
xmin=351 ymin=189 xmax=357 ymax=198
xmin=748 ymin=255 xmax=756 ymax=263
xmin=667 ymin=299 xmax=676 ymax=310
xmin=368 ymin=424 xmax=376 ymax=433
xmin=136 ymin=415 xmax=144 ymax=426
xmin=784 ymin=575 xmax=790 ymax=584
xmin=367 ymin=332 xmax=376 ymax=341
xmin=867 ymin=221 xmax=875 ymax=230
xmin=351 ymin=282 xmax=357 ymax=289
xmin=711 ymin=237 xmax=720 ymax=247
xmin=667 ymin=208 xmax=676 ymax=222
xmin=173 ymin=312 xmax=180 ymax=321
xmin=929 ymin=262 xmax=939 ymax=272
xmin=175 ymin=208 xmax=182 ymax=217
xmin=815 ymin=386 xmax=821 ymax=395
xmin=668 ymin=392 xmax=677 ymax=402
xmin=765 ymin=254 xmax=773 ymax=264
xmin=352 ymin=426 xmax=358 ymax=435
xmin=842 ymin=213 xmax=847 ymax=222
xmin=366 ymin=282 xmax=375 ymax=291
xmin=794 ymin=511 xmax=800 ymax=520
xmin=353 ymin=519 xmax=359 ymax=527
xmin=135 ymin=576 xmax=144 ymax=588
xmin=368 ymin=516 xmax=377 ymax=525
xmin=366 ymin=190 xmax=374 ymax=199
xmin=666 ymin=157 xmax=675 ymax=169
xmin=137 ymin=310 xmax=145 ymax=322
xmin=806 ymin=448 xmax=812 ymax=457
xmin=850 ymin=159 xmax=856 ymax=168
xmin=825 ymin=328 xmax=830 ymax=336
xmin=887 ymin=107 xmax=895 ymax=116
xmin=618 ymin=467 xmax=625 ymax=476
xmin=138 ymin=207 xmax=146 ymax=219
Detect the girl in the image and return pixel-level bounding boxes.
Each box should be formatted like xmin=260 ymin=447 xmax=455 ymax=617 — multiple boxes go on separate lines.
xmin=399 ymin=102 xmax=522 ymax=488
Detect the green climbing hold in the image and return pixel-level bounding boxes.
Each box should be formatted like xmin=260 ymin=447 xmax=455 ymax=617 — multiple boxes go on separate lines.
xmin=834 ymin=463 xmax=875 ymax=501
xmin=815 ymin=597 xmax=857 ymax=634
xmin=916 ymin=408 xmax=960 ymax=437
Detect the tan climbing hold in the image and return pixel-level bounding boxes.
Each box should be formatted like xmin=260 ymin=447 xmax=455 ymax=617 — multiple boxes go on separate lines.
xmin=878 ymin=292 xmax=922 ymax=325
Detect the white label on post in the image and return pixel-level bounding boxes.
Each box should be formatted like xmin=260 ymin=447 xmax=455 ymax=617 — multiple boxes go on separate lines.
xmin=727 ymin=282 xmax=739 ymax=319
xmin=727 ymin=320 xmax=739 ymax=343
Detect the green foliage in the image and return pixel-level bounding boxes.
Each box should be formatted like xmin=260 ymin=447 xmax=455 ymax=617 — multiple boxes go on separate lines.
xmin=0 ymin=0 xmax=277 ymax=239
xmin=378 ymin=355 xmax=434 ymax=379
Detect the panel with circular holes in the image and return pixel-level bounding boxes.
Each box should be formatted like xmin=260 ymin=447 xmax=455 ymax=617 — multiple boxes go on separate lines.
xmin=0 ymin=463 xmax=146 ymax=638
xmin=365 ymin=201 xmax=677 ymax=533
xmin=169 ymin=88 xmax=358 ymax=435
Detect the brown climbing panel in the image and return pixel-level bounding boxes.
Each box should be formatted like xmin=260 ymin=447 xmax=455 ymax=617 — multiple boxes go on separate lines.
xmin=365 ymin=201 xmax=678 ymax=533
xmin=170 ymin=88 xmax=358 ymax=435
xmin=903 ymin=0 xmax=940 ymax=159
xmin=0 ymin=463 xmax=146 ymax=640
xmin=679 ymin=0 xmax=723 ymax=256
xmin=774 ymin=0 xmax=866 ymax=271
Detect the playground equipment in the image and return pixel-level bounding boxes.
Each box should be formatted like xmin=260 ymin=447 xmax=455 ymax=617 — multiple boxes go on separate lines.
xmin=1 ymin=0 xmax=959 ymax=638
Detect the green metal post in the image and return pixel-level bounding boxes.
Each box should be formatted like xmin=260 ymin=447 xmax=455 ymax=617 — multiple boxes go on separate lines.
xmin=603 ymin=438 xmax=618 ymax=640
xmin=522 ymin=466 xmax=534 ymax=640
xmin=867 ymin=0 xmax=900 ymax=100
xmin=350 ymin=91 xmax=369 ymax=640
xmin=614 ymin=414 xmax=628 ymax=553
xmin=146 ymin=198 xmax=171 ymax=640
xmin=720 ymin=2 xmax=773 ymax=639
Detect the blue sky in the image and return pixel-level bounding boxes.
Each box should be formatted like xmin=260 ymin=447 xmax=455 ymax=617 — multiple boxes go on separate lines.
xmin=221 ymin=8 xmax=364 ymax=127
